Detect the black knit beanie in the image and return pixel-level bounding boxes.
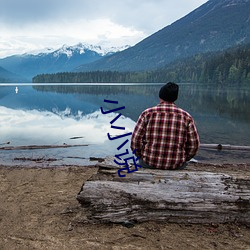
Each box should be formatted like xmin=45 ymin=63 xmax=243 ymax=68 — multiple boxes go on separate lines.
xmin=159 ymin=82 xmax=179 ymax=102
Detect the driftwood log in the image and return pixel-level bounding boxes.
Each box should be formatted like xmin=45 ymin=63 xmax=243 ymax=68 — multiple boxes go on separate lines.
xmin=200 ymin=143 xmax=250 ymax=151
xmin=77 ymin=160 xmax=250 ymax=225
xmin=0 ymin=144 xmax=88 ymax=150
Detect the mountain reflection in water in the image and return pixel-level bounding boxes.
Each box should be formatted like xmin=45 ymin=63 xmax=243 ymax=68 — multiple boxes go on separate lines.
xmin=0 ymin=83 xmax=249 ymax=166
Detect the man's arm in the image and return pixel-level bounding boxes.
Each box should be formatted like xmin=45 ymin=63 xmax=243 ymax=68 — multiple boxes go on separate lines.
xmin=185 ymin=119 xmax=200 ymax=161
xmin=130 ymin=113 xmax=147 ymax=157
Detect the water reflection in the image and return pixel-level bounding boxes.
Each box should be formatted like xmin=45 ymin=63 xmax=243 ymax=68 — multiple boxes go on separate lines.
xmin=33 ymin=83 xmax=250 ymax=123
xmin=0 ymin=106 xmax=134 ymax=145
xmin=0 ymin=83 xmax=249 ymax=166
xmin=178 ymin=84 xmax=250 ymax=123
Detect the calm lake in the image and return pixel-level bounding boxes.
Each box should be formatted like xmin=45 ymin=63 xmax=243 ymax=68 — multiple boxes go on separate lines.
xmin=0 ymin=83 xmax=250 ymax=166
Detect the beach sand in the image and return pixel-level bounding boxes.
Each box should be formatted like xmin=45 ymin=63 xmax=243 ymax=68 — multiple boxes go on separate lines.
xmin=0 ymin=164 xmax=249 ymax=250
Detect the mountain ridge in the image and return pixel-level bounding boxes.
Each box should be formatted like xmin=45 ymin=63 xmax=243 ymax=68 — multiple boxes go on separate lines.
xmin=1 ymin=0 xmax=249 ymax=82
xmin=32 ymin=42 xmax=250 ymax=85
xmin=0 ymin=65 xmax=27 ymax=83
xmin=0 ymin=43 xmax=130 ymax=81
xmin=75 ymin=0 xmax=250 ymax=72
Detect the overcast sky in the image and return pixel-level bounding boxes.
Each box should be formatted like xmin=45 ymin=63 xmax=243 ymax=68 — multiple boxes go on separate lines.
xmin=0 ymin=0 xmax=208 ymax=58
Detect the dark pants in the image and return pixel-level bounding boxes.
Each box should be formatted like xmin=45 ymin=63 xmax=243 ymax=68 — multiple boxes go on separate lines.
xmin=139 ymin=158 xmax=188 ymax=170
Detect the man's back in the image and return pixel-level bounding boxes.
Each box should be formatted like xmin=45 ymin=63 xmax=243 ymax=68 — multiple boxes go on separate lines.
xmin=131 ymin=82 xmax=199 ymax=170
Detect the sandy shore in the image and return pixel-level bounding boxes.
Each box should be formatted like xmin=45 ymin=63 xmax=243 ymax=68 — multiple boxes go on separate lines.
xmin=0 ymin=164 xmax=249 ymax=250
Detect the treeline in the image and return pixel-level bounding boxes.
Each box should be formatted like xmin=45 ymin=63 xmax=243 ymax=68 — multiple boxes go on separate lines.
xmin=33 ymin=43 xmax=250 ymax=85
xmin=33 ymin=71 xmax=150 ymax=83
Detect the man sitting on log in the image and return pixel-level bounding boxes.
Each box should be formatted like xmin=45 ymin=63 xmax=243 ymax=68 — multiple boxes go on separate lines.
xmin=131 ymin=82 xmax=200 ymax=170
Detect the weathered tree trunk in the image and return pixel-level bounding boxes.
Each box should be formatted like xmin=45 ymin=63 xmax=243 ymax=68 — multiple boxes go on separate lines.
xmin=77 ymin=164 xmax=250 ymax=225
xmin=0 ymin=144 xmax=88 ymax=150
xmin=200 ymin=143 xmax=250 ymax=151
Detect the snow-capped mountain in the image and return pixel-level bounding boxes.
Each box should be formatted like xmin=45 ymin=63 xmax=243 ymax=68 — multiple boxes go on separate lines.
xmin=29 ymin=43 xmax=130 ymax=58
xmin=51 ymin=43 xmax=130 ymax=58
xmin=0 ymin=43 xmax=130 ymax=82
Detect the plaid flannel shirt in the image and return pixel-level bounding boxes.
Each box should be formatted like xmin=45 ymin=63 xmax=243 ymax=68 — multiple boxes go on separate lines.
xmin=131 ymin=102 xmax=200 ymax=169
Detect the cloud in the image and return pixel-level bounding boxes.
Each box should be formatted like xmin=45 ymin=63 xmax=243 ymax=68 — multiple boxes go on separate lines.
xmin=0 ymin=18 xmax=145 ymax=57
xmin=0 ymin=0 xmax=208 ymax=57
xmin=0 ymin=0 xmax=207 ymax=32
xmin=0 ymin=0 xmax=72 ymax=25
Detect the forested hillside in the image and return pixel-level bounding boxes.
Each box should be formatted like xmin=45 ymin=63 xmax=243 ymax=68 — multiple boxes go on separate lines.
xmin=33 ymin=44 xmax=250 ymax=85
xmin=151 ymin=43 xmax=250 ymax=84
